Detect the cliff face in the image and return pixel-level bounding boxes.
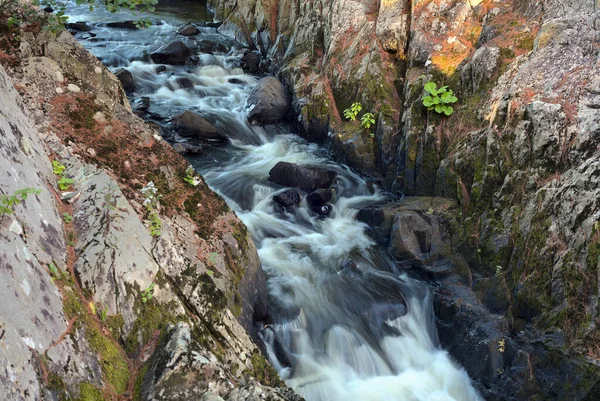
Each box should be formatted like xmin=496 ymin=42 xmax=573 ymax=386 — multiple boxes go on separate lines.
xmin=0 ymin=24 xmax=299 ymax=401
xmin=209 ymin=0 xmax=600 ymax=399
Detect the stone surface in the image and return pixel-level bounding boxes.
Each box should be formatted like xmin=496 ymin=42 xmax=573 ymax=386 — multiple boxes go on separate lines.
xmin=268 ymin=162 xmax=337 ymax=192
xmin=114 ymin=67 xmax=134 ymax=93
xmin=172 ymin=110 xmax=225 ymax=141
xmin=177 ymin=23 xmax=200 ymax=36
xmin=247 ymin=77 xmax=290 ymax=125
xmin=150 ymin=41 xmax=192 ymax=65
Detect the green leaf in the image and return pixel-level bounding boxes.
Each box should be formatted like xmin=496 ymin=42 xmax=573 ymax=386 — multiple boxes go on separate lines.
xmin=443 ymin=106 xmax=454 ymax=116
xmin=424 ymin=81 xmax=437 ymax=94
xmin=422 ymin=96 xmax=434 ymax=107
xmin=438 ymin=86 xmax=448 ymax=94
xmin=435 ymin=105 xmax=443 ymax=113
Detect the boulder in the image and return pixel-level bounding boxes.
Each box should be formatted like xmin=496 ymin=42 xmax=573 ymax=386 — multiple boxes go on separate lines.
xmin=114 ymin=68 xmax=134 ymax=93
xmin=241 ymin=51 xmax=261 ymax=74
xmin=150 ymin=41 xmax=192 ymax=65
xmin=155 ymin=65 xmax=167 ymax=73
xmin=247 ymin=77 xmax=290 ymax=125
xmin=132 ymin=96 xmax=150 ymax=112
xmin=273 ymin=189 xmax=301 ymax=208
xmin=172 ymin=110 xmax=225 ymax=142
xmin=268 ymin=161 xmax=337 ymax=192
xmin=177 ymin=24 xmax=199 ymax=36
xmin=106 ymin=20 xmax=138 ymax=30
xmin=306 ymin=188 xmax=333 ymax=206
xmin=389 ymin=210 xmax=432 ymax=261
xmin=65 ymin=22 xmax=92 ymax=32
xmin=196 ymin=36 xmax=231 ymax=54
xmin=176 ymin=77 xmax=195 ymax=88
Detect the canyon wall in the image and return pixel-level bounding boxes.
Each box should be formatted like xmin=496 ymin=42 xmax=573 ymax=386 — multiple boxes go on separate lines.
xmin=208 ymin=0 xmax=600 ymax=399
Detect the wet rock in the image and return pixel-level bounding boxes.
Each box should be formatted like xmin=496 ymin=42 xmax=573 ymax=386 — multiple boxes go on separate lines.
xmin=155 ymin=65 xmax=167 ymax=73
xmin=150 ymin=41 xmax=192 ymax=65
xmin=241 ymin=51 xmax=261 ymax=74
xmin=65 ymin=22 xmax=92 ymax=32
xmin=196 ymin=36 xmax=232 ymax=54
xmin=133 ymin=96 xmax=150 ymax=112
xmin=306 ymin=188 xmax=332 ymax=206
xmin=114 ymin=68 xmax=134 ymax=93
xmin=311 ymin=204 xmax=332 ymax=217
xmin=272 ymin=189 xmax=301 ymax=208
xmin=106 ymin=20 xmax=139 ymax=30
xmin=177 ymin=23 xmax=199 ymax=36
xmin=247 ymin=77 xmax=290 ymax=125
xmin=176 ymin=77 xmax=194 ymax=88
xmin=268 ymin=161 xmax=336 ymax=192
xmin=172 ymin=110 xmax=225 ymax=142
xmin=229 ymin=78 xmax=245 ymax=85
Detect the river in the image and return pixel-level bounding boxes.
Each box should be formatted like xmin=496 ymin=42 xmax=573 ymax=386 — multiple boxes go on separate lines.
xmin=65 ymin=2 xmax=481 ymax=400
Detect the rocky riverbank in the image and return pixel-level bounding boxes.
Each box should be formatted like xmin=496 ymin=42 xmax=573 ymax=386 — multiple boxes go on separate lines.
xmin=0 ymin=13 xmax=301 ymax=401
xmin=207 ymin=0 xmax=600 ymax=399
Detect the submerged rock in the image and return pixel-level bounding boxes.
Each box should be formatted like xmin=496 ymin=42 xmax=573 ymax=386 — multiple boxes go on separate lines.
xmin=150 ymin=41 xmax=192 ymax=65
xmin=268 ymin=161 xmax=336 ymax=192
xmin=172 ymin=110 xmax=224 ymax=141
xmin=273 ymin=189 xmax=301 ymax=208
xmin=177 ymin=23 xmax=199 ymax=36
xmin=247 ymin=77 xmax=290 ymax=125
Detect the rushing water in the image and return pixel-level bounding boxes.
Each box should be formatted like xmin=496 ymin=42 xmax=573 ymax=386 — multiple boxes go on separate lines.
xmin=66 ymin=3 xmax=481 ymax=400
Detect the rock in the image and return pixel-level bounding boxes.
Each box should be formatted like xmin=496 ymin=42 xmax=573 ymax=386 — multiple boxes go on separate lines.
xmin=525 ymin=101 xmax=566 ymax=168
xmin=172 ymin=110 xmax=225 ymax=141
xmin=241 ymin=51 xmax=261 ymax=74
xmin=461 ymin=45 xmax=501 ymax=93
xmin=311 ymin=204 xmax=332 ymax=217
xmin=268 ymin=161 xmax=337 ymax=192
xmin=114 ymin=68 xmax=134 ymax=93
xmin=150 ymin=41 xmax=192 ymax=65
xmin=306 ymin=188 xmax=332 ymax=206
xmin=389 ymin=210 xmax=432 ymax=261
xmin=133 ymin=96 xmax=150 ymax=111
xmin=196 ymin=36 xmax=231 ymax=54
xmin=376 ymin=0 xmax=410 ymax=55
xmin=106 ymin=20 xmax=139 ymax=30
xmin=229 ymin=78 xmax=245 ymax=85
xmin=247 ymin=77 xmax=290 ymax=125
xmin=65 ymin=22 xmax=92 ymax=32
xmin=176 ymin=77 xmax=194 ymax=88
xmin=177 ymin=23 xmax=199 ymax=36
xmin=473 ymin=275 xmax=510 ymax=314
xmin=155 ymin=65 xmax=167 ymax=73
xmin=272 ymin=189 xmax=301 ymax=208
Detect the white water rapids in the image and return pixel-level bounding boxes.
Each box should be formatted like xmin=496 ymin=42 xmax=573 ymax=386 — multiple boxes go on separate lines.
xmin=66 ymin=3 xmax=482 ymax=400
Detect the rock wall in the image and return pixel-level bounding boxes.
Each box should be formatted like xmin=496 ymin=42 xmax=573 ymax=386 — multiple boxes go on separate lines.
xmin=0 ymin=20 xmax=299 ymax=401
xmin=210 ymin=0 xmax=600 ymax=399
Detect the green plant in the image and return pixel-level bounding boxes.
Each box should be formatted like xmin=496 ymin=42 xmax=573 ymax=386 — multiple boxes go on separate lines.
xmin=422 ymin=81 xmax=458 ymax=116
xmin=495 ymin=265 xmax=503 ymax=277
xmin=62 ymin=212 xmax=73 ymax=224
xmin=141 ymin=283 xmax=155 ymax=304
xmin=141 ymin=182 xmax=162 ymax=237
xmin=147 ymin=210 xmax=162 ymax=237
xmin=343 ymin=102 xmax=362 ymax=121
xmin=52 ymin=160 xmax=66 ymax=176
xmin=52 ymin=160 xmax=75 ymax=191
xmin=48 ymin=262 xmax=58 ymax=276
xmin=57 ymin=177 xmax=74 ymax=191
xmin=0 ymin=188 xmax=41 ymax=215
xmin=100 ymin=307 xmax=108 ymax=322
xmin=67 ymin=231 xmax=76 ymax=246
xmin=183 ymin=166 xmax=200 ymax=187
xmin=361 ymin=112 xmax=375 ymax=129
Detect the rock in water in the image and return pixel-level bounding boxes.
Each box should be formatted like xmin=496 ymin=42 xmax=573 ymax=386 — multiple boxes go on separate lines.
xmin=273 ymin=189 xmax=301 ymax=208
xmin=306 ymin=188 xmax=333 ymax=206
xmin=268 ymin=161 xmax=336 ymax=192
xmin=150 ymin=41 xmax=192 ymax=65
xmin=172 ymin=110 xmax=225 ymax=142
xmin=106 ymin=20 xmax=138 ymax=30
xmin=177 ymin=24 xmax=199 ymax=36
xmin=114 ymin=68 xmax=134 ymax=93
xmin=247 ymin=77 xmax=290 ymax=125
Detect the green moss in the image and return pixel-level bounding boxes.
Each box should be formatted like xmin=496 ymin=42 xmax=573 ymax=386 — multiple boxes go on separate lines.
xmin=76 ymin=383 xmax=104 ymax=401
xmin=132 ymin=361 xmax=150 ymax=401
xmin=249 ymin=350 xmax=284 ymax=388
xmin=87 ymin=325 xmax=129 ymax=394
xmin=105 ymin=314 xmax=125 ymax=339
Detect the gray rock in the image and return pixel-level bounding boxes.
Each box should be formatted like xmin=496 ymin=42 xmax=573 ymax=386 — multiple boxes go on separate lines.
xmin=172 ymin=110 xmax=225 ymax=141
xmin=268 ymin=161 xmax=337 ymax=192
xmin=247 ymin=77 xmax=290 ymax=125
xmin=177 ymin=23 xmax=199 ymax=36
xmin=114 ymin=68 xmax=135 ymax=93
xmin=389 ymin=210 xmax=431 ymax=261
xmin=461 ymin=45 xmax=501 ymax=93
xmin=376 ymin=0 xmax=410 ymax=55
xmin=151 ymin=41 xmax=192 ymax=65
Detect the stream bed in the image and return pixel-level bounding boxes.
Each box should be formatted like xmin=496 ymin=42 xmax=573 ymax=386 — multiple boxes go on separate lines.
xmin=65 ymin=2 xmax=481 ymax=400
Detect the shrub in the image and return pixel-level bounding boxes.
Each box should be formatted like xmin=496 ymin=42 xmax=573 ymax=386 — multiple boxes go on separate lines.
xmin=361 ymin=112 xmax=375 ymax=129
xmin=343 ymin=102 xmax=362 ymax=121
xmin=0 ymin=188 xmax=41 ymax=215
xmin=422 ymin=81 xmax=458 ymax=116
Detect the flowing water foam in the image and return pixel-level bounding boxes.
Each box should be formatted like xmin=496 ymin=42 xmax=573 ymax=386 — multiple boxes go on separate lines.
xmin=67 ymin=4 xmax=482 ymax=400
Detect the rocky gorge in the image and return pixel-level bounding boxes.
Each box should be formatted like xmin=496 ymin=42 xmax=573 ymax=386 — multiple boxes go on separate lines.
xmin=1 ymin=0 xmax=599 ymax=400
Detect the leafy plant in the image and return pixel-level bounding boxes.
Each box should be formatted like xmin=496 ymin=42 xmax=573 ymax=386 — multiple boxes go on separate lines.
xmin=495 ymin=265 xmax=503 ymax=277
xmin=206 ymin=269 xmax=214 ymax=278
xmin=361 ymin=112 xmax=375 ymax=129
xmin=141 ymin=182 xmax=162 ymax=237
xmin=100 ymin=307 xmax=108 ymax=322
xmin=148 ymin=210 xmax=162 ymax=237
xmin=48 ymin=262 xmax=59 ymax=276
xmin=183 ymin=166 xmax=200 ymax=187
xmin=0 ymin=188 xmax=41 ymax=215
xmin=343 ymin=102 xmax=362 ymax=121
xmin=422 ymin=81 xmax=458 ymax=116
xmin=53 ymin=160 xmax=75 ymax=191
xmin=52 ymin=160 xmax=66 ymax=176
xmin=141 ymin=283 xmax=155 ymax=303
xmin=58 ymin=177 xmax=74 ymax=191
xmin=67 ymin=231 xmax=76 ymax=246
xmin=63 ymin=212 xmax=73 ymax=224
